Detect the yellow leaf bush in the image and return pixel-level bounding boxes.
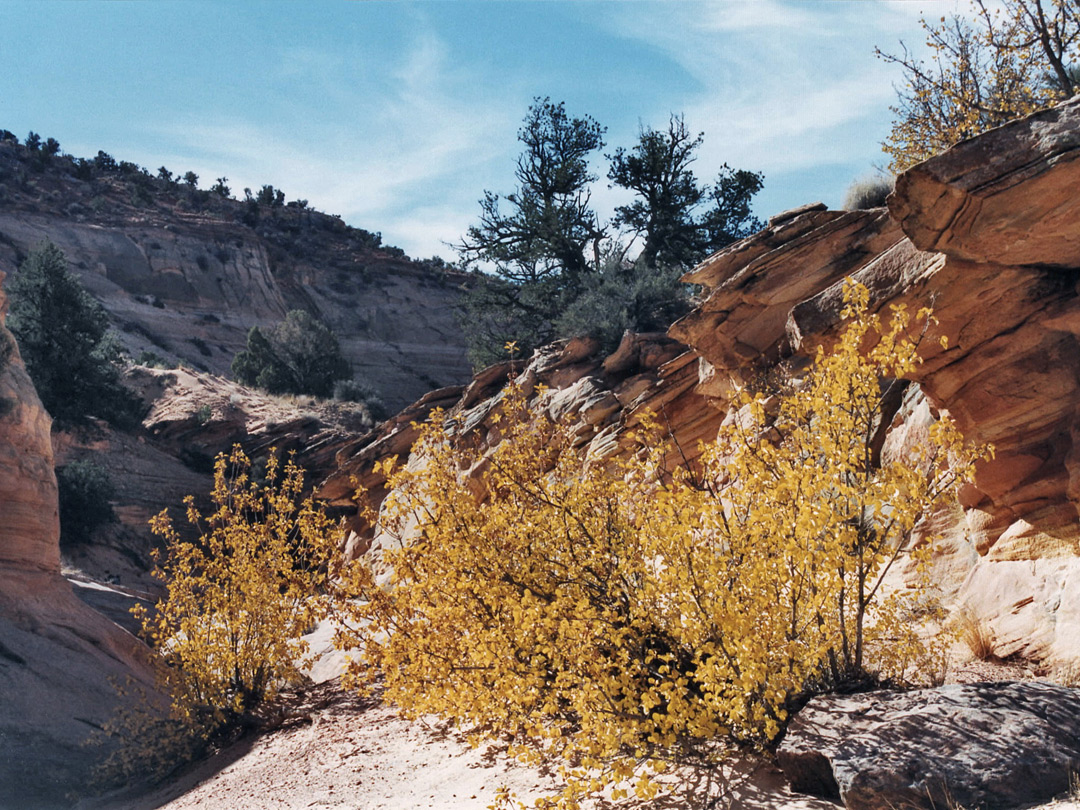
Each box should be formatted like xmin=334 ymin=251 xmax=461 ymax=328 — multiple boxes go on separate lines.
xmin=334 ymin=281 xmax=988 ymax=806
xmin=139 ymin=447 xmax=337 ymax=734
xmin=98 ymin=447 xmax=340 ymax=786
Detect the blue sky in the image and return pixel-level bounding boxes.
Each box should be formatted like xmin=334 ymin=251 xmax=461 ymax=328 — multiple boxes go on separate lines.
xmin=0 ymin=1 xmax=944 ymax=262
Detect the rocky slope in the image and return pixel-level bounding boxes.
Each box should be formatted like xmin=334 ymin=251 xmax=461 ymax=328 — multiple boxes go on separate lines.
xmin=57 ymin=365 xmax=378 ymax=605
xmin=0 ymin=138 xmax=472 ymax=411
xmin=0 ymin=272 xmax=159 ymax=810
xmin=324 ymin=96 xmax=1080 ymax=673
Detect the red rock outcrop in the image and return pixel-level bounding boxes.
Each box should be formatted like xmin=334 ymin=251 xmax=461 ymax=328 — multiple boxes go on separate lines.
xmin=323 ymin=95 xmax=1080 ymax=670
xmin=0 ymin=272 xmax=158 ymax=809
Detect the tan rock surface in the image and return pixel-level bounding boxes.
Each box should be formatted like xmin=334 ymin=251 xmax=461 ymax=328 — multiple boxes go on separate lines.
xmin=0 ymin=273 xmax=159 ymax=809
xmin=889 ymin=94 xmax=1080 ymax=268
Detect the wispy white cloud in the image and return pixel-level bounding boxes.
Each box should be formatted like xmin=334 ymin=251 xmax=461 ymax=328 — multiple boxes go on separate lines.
xmin=86 ymin=2 xmax=943 ymax=258
xmin=128 ymin=18 xmax=520 ymax=261
xmin=593 ymin=1 xmax=930 ymax=210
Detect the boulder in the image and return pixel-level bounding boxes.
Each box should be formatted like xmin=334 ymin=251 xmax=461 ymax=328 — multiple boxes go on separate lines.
xmin=777 ymin=682 xmax=1080 ymax=810
xmin=889 ymin=95 xmax=1080 ymax=268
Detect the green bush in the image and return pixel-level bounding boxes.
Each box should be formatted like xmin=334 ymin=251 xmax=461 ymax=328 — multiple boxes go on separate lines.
xmin=135 ymin=350 xmax=172 ymax=369
xmin=555 ymin=259 xmax=692 ymax=354
xmin=5 ymin=241 xmax=140 ymax=428
xmin=57 ymin=459 xmax=117 ymax=547
xmin=232 ymin=310 xmax=350 ymax=398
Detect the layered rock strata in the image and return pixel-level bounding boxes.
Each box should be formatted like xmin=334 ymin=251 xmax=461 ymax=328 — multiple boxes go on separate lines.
xmin=325 ymin=96 xmax=1080 ymax=669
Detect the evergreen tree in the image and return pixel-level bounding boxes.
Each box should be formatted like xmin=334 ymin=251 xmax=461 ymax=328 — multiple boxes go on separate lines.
xmin=232 ymin=310 xmax=350 ymax=397
xmin=457 ymin=102 xmax=764 ymax=366
xmin=6 ymin=241 xmax=137 ymax=428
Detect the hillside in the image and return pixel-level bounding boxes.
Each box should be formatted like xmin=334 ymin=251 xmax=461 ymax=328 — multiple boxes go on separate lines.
xmin=0 ymin=134 xmax=472 ymax=411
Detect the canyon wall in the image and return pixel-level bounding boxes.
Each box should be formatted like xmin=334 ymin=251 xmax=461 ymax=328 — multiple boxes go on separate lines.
xmin=324 ymin=96 xmax=1080 ymax=670
xmin=0 ymin=273 xmax=157 ymax=809
xmin=0 ymin=143 xmax=473 ymax=412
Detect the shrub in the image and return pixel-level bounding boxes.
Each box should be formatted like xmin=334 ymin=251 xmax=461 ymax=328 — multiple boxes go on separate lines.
xmin=135 ymin=350 xmax=171 ymax=369
xmin=57 ymin=460 xmax=117 ymax=547
xmin=94 ymin=151 xmax=117 ymax=172
xmin=139 ymin=447 xmax=337 ymax=735
xmin=231 ymin=310 xmax=351 ymax=398
xmin=335 ymin=281 xmax=988 ymax=806
xmin=554 ymin=258 xmax=691 ymax=353
xmin=955 ymin=609 xmax=995 ymax=661
xmin=843 ymin=175 xmax=894 ymax=210
xmin=332 ymin=378 xmax=387 ymax=420
xmin=5 ymin=241 xmax=140 ymax=428
xmin=97 ymin=448 xmax=337 ymax=785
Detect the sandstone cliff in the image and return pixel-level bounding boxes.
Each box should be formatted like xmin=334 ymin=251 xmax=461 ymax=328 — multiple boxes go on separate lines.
xmin=0 ymin=273 xmax=158 ymax=809
xmin=323 ymin=96 xmax=1080 ymax=672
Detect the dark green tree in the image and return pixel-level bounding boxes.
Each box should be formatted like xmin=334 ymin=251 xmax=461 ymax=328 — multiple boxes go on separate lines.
xmin=609 ymin=115 xmax=764 ymax=269
xmin=6 ymin=241 xmax=138 ymax=428
xmin=700 ymin=164 xmax=765 ymax=249
xmin=211 ymin=177 xmax=231 ymax=197
xmin=232 ymin=310 xmax=351 ymax=397
xmin=457 ymin=98 xmax=607 ymax=362
xmin=459 ymin=98 xmax=606 ymax=287
xmin=457 ymin=103 xmax=765 ymax=367
xmin=57 ymin=459 xmax=117 ymax=546
xmin=94 ymin=151 xmax=117 ymax=172
xmin=256 ymin=185 xmax=285 ymax=206
xmin=608 ymin=115 xmax=706 ymax=270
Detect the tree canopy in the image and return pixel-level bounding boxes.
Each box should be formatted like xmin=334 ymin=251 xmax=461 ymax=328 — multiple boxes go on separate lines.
xmin=457 ymin=100 xmax=764 ymax=366
xmin=879 ymin=0 xmax=1080 ymax=171
xmin=6 ymin=241 xmax=138 ymax=428
xmin=231 ymin=309 xmax=351 ymax=398
xmin=608 ymin=115 xmax=763 ymax=270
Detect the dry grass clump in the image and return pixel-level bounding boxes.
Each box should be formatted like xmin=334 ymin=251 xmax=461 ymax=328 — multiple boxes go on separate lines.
xmin=954 ymin=609 xmax=995 ymax=661
xmin=843 ymin=175 xmax=894 ymax=210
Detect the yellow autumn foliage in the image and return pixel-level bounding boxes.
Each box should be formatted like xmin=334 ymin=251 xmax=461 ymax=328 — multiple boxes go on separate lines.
xmin=334 ymin=281 xmax=989 ymax=806
xmin=879 ymin=0 xmax=1079 ymax=172
xmin=139 ymin=446 xmax=337 ymax=732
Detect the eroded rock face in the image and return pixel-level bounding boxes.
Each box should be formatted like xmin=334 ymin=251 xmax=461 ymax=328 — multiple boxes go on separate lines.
xmin=319 ymin=332 xmax=704 ymax=558
xmin=0 ymin=273 xmax=158 ymax=809
xmin=777 ymin=682 xmax=1080 ymax=810
xmin=0 ymin=209 xmax=471 ymax=412
xmin=324 ymin=97 xmax=1080 ymax=670
xmin=0 ymin=273 xmax=60 ymax=573
xmin=890 ymin=94 xmax=1080 ymax=268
